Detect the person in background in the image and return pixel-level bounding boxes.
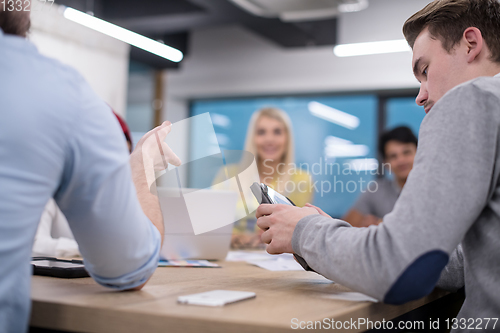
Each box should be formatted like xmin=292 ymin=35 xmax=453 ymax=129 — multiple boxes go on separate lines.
xmin=225 ymin=107 xmax=313 ymax=248
xmin=32 ymin=112 xmax=134 ymax=258
xmin=343 ymin=126 xmax=418 ymax=227
xmin=32 ymin=199 xmax=79 ymax=258
xmin=245 ymin=107 xmax=313 ymax=207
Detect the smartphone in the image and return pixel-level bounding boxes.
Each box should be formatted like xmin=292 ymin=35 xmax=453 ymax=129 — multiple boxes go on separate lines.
xmin=250 ymin=182 xmax=314 ymax=272
xmin=250 ymin=182 xmax=296 ymax=206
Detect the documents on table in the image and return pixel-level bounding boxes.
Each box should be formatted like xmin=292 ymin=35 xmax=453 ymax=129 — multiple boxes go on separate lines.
xmin=178 ymin=290 xmax=256 ymax=306
xmin=321 ymin=292 xmax=378 ymax=303
xmin=226 ymin=251 xmax=302 ymax=271
xmin=225 ymin=251 xmax=294 ymax=262
xmin=246 ymin=258 xmax=304 ymax=271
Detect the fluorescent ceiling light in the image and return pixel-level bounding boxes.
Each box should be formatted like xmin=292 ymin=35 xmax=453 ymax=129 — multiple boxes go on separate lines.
xmin=325 ymin=145 xmax=369 ymax=158
xmin=323 ymin=136 xmax=369 ymax=158
xmin=63 ymin=7 xmax=183 ymax=63
xmin=333 ymin=39 xmax=411 ymax=57
xmin=228 ymin=0 xmax=368 ymax=22
xmin=309 ymin=101 xmax=360 ymax=130
xmin=338 ymin=0 xmax=368 ymax=13
xmin=325 ymin=135 xmax=353 ymax=146
xmin=210 ymin=113 xmax=232 ymax=129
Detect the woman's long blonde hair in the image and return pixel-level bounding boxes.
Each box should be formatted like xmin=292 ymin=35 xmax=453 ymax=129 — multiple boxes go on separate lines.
xmin=243 ymin=107 xmax=295 ymax=194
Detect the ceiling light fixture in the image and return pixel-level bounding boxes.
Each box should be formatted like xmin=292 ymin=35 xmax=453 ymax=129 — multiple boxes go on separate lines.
xmin=338 ymin=0 xmax=369 ymax=13
xmin=63 ymin=7 xmax=184 ymax=63
xmin=309 ymin=101 xmax=360 ymax=130
xmin=228 ymin=0 xmax=368 ymax=22
xmin=333 ymin=39 xmax=411 ymax=57
xmin=323 ymin=136 xmax=369 ymax=158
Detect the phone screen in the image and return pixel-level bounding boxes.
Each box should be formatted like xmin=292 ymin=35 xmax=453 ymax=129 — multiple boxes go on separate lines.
xmin=266 ymin=186 xmax=294 ymax=205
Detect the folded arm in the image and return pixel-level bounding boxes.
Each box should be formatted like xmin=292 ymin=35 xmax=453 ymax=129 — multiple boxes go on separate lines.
xmin=55 ymin=89 xmax=179 ymax=291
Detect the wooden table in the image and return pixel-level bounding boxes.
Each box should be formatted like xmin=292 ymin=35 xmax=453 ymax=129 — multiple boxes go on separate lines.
xmin=30 ymin=260 xmax=448 ymax=333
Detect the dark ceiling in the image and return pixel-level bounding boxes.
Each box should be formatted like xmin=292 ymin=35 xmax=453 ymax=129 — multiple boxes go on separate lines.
xmin=54 ymin=0 xmax=338 ymax=69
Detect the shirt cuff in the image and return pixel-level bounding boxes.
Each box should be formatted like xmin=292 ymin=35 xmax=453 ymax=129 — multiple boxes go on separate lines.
xmin=86 ymin=223 xmax=162 ymax=290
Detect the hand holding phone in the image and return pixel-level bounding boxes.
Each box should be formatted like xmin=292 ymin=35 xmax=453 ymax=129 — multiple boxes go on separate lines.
xmin=250 ymin=183 xmax=315 ymax=272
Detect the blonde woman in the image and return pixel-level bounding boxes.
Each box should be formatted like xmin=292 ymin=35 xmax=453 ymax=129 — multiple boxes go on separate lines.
xmin=222 ymin=107 xmax=313 ymax=248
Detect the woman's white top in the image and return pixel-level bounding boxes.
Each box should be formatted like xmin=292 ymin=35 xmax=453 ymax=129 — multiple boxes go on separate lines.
xmin=32 ymin=199 xmax=80 ymax=258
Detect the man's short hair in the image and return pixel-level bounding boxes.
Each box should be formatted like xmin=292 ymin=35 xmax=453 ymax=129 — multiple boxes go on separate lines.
xmin=403 ymin=0 xmax=500 ymax=63
xmin=379 ymin=126 xmax=418 ymax=159
xmin=0 ymin=9 xmax=31 ymax=37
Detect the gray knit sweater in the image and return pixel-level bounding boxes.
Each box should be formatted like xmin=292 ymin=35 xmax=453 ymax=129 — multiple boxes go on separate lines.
xmin=293 ymin=74 xmax=500 ymax=332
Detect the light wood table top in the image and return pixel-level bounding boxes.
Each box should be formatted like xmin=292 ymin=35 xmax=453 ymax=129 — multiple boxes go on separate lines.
xmin=30 ymin=259 xmax=447 ymax=333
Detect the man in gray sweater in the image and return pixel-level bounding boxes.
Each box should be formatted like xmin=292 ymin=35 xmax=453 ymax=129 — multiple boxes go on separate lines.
xmin=256 ymin=0 xmax=500 ymax=330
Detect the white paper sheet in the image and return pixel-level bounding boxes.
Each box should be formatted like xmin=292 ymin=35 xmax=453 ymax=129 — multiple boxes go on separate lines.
xmin=226 ymin=251 xmax=302 ymax=271
xmin=225 ymin=251 xmax=294 ymax=262
xmin=321 ymin=292 xmax=378 ymax=303
xmin=246 ymin=258 xmax=304 ymax=271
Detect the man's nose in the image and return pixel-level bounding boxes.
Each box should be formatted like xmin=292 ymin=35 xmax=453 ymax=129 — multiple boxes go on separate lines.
xmin=416 ymin=84 xmax=428 ymax=106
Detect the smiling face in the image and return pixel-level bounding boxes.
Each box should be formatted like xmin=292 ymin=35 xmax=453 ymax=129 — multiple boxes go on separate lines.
xmin=412 ymin=28 xmax=470 ymax=113
xmin=253 ymin=116 xmax=288 ymax=163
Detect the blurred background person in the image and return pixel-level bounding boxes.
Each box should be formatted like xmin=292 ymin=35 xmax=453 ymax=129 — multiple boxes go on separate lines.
xmin=342 ymin=126 xmax=417 ymax=227
xmin=32 ymin=112 xmax=133 ymax=258
xmin=219 ymin=107 xmax=313 ymax=248
xmin=246 ymin=107 xmax=313 ymax=206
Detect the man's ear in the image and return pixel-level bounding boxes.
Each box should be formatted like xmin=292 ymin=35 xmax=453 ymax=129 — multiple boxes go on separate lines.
xmin=463 ymin=27 xmax=483 ymax=63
